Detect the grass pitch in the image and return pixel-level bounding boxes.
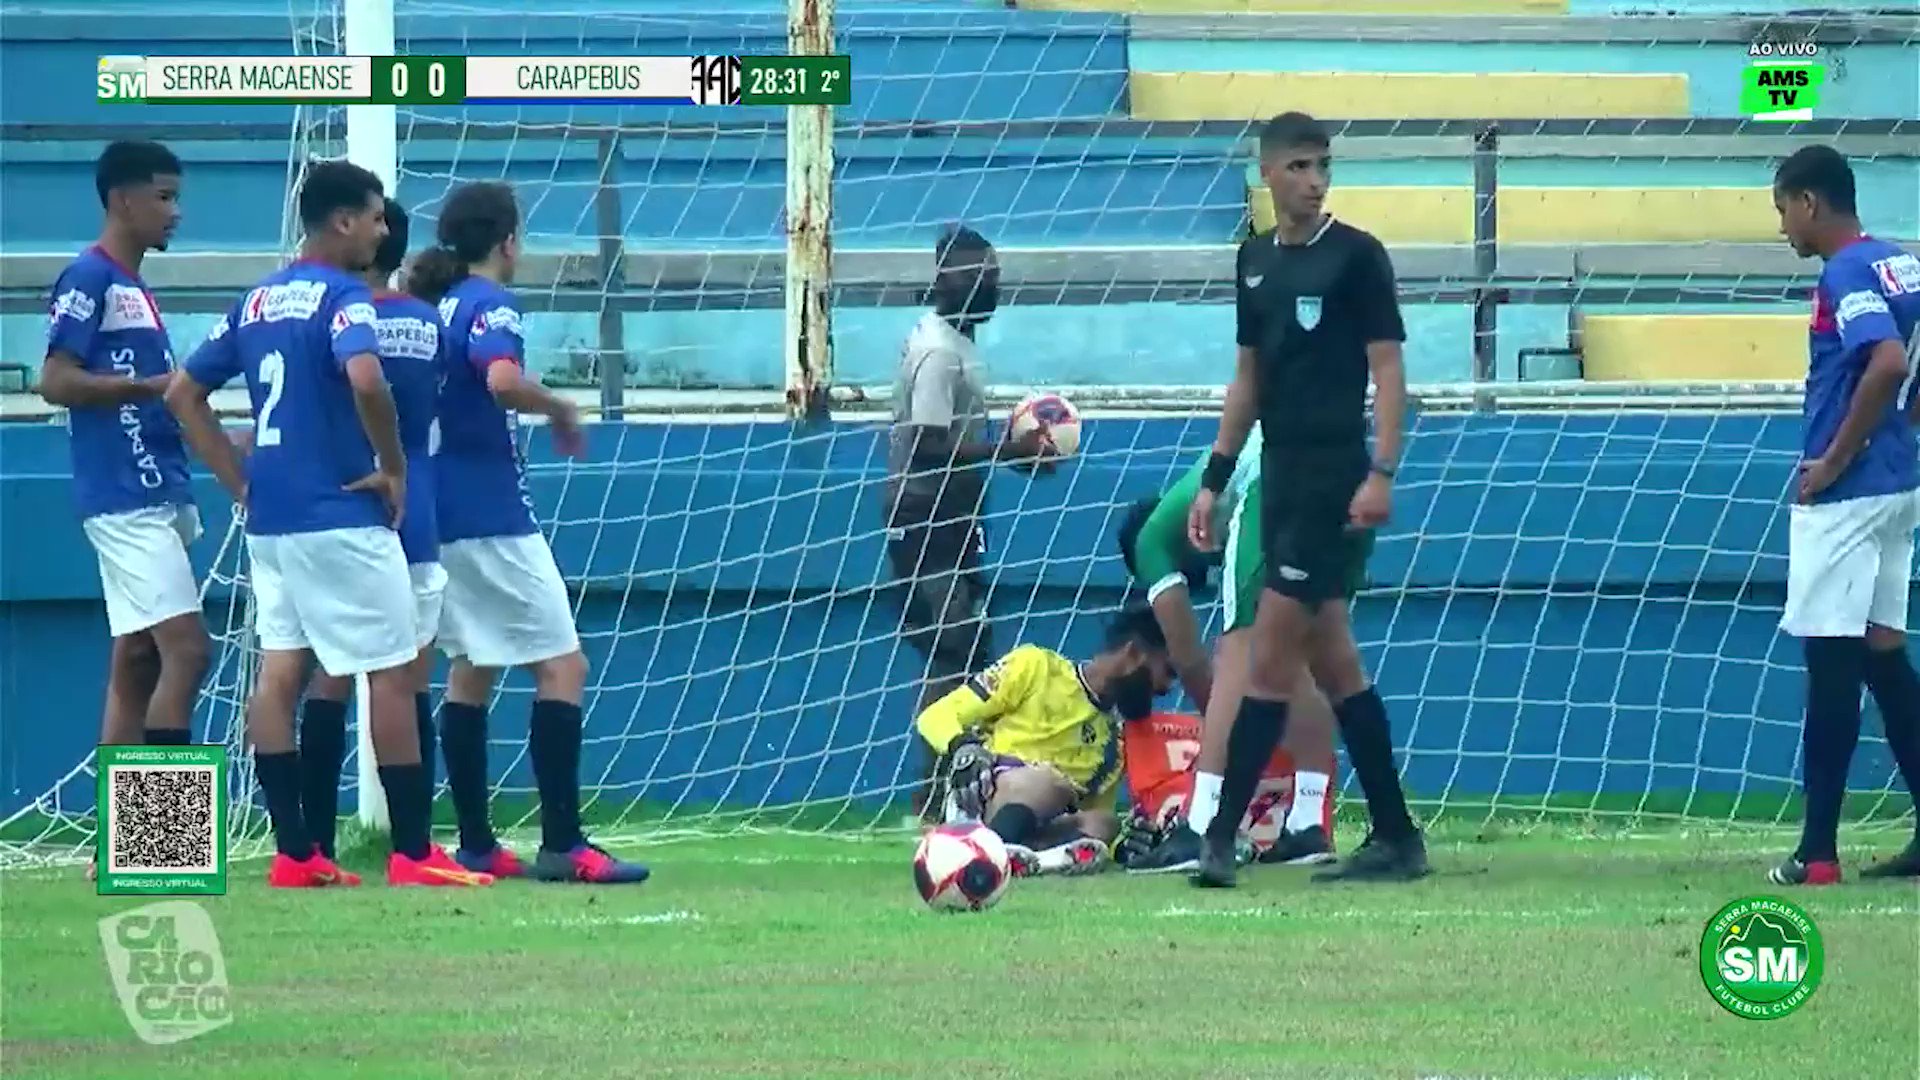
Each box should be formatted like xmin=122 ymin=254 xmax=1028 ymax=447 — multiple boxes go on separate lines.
xmin=3 ymin=827 xmax=1916 ymax=1079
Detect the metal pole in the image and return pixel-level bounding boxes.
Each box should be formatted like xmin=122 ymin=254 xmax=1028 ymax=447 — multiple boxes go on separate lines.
xmin=1471 ymin=122 xmax=1500 ymax=396
xmin=345 ymin=0 xmax=396 ymax=831
xmin=784 ymin=0 xmax=835 ymax=424
xmin=593 ymin=133 xmax=628 ymax=416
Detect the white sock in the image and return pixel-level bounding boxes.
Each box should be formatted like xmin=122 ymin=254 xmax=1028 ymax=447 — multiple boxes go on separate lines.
xmin=1286 ymin=771 xmax=1330 ymax=834
xmin=1189 ymin=771 xmax=1224 ymax=834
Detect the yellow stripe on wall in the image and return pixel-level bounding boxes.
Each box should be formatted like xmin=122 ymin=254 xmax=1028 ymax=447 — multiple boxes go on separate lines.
xmin=1135 ymin=71 xmax=1690 ymax=121
xmin=1248 ymin=186 xmax=1776 ymax=244
xmin=1581 ymin=315 xmax=1806 ymax=382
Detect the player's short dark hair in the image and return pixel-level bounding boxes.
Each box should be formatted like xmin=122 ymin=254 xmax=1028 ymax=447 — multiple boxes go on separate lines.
xmin=1258 ymin=112 xmax=1330 ymax=158
xmin=1774 ymin=145 xmax=1856 ymax=215
xmin=373 ymin=197 xmax=408 ymax=276
xmin=94 ymin=140 xmax=182 ymax=207
xmin=407 ymin=181 xmax=520 ymax=302
xmin=297 ymin=160 xmax=385 ymax=232
xmin=936 ymin=223 xmax=992 ymax=268
xmin=1103 ymin=604 xmax=1168 ymax=654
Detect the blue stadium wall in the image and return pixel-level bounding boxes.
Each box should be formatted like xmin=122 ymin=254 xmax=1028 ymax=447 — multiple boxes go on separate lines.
xmin=4 ymin=2 xmax=1918 ymax=387
xmin=1 ymin=416 xmax=1906 ymax=818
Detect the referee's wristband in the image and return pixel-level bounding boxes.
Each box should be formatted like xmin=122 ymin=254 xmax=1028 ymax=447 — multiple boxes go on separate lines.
xmin=1201 ymin=452 xmax=1237 ymax=494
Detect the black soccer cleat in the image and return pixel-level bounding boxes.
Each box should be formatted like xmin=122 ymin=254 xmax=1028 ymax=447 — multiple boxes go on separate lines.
xmin=1259 ymin=825 xmax=1335 ymax=866
xmin=1189 ymin=834 xmax=1239 ymax=889
xmin=1766 ymin=854 xmax=1841 ymax=886
xmin=1311 ymin=830 xmax=1428 ymax=883
xmin=1861 ymin=837 xmax=1920 ymax=879
xmin=1127 ymin=824 xmax=1202 ymax=875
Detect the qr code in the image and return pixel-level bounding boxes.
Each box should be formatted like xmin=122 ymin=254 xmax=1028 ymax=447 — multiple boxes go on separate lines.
xmin=109 ymin=767 xmax=216 ymax=872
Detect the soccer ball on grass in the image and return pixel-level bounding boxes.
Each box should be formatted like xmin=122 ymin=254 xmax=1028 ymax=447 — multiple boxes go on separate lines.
xmin=913 ymin=823 xmax=1012 ymax=912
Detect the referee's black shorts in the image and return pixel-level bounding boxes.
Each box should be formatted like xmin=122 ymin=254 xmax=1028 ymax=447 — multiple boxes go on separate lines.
xmin=886 ymin=516 xmax=993 ymax=681
xmin=1261 ymin=444 xmax=1372 ymax=608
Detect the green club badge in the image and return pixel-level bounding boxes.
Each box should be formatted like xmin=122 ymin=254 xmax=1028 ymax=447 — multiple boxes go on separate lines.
xmin=1700 ymin=895 xmax=1823 ymax=1019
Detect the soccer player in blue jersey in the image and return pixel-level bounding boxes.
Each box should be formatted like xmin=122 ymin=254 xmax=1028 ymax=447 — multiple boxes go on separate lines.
xmin=1769 ymin=144 xmax=1920 ymax=884
xmin=406 ymin=180 xmax=648 ymax=884
xmin=167 ymin=161 xmax=487 ymax=889
xmin=39 ymin=141 xmax=209 ymax=760
xmin=298 ymin=198 xmax=451 ymax=860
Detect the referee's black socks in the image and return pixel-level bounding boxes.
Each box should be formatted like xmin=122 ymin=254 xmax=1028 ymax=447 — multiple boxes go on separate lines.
xmin=1334 ymin=687 xmax=1418 ymax=842
xmin=1799 ymin=637 xmax=1868 ymax=863
xmin=529 ymin=699 xmax=586 ymax=853
xmin=1864 ymin=643 xmax=1920 ymax=830
xmin=299 ymin=698 xmax=349 ymax=859
xmin=1207 ymin=696 xmax=1288 ymax=847
xmin=440 ymin=701 xmax=497 ymax=854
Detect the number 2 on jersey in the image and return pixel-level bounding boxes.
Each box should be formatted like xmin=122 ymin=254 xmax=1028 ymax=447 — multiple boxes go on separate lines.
xmin=256 ymin=349 xmax=286 ymax=447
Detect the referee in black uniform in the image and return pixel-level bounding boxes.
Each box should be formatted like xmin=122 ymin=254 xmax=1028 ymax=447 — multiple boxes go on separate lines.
xmin=1187 ymin=112 xmax=1427 ymax=886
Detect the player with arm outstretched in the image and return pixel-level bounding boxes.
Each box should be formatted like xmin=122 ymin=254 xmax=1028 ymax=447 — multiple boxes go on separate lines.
xmin=166 ymin=161 xmax=484 ymax=888
xmin=1113 ymin=434 xmax=1355 ymax=871
xmin=1767 ymin=145 xmax=1920 ymax=885
xmin=298 ymin=198 xmax=450 ymax=860
xmin=918 ymin=606 xmax=1173 ymax=877
xmin=39 ymin=141 xmax=209 ymax=768
xmin=407 ymin=180 xmax=648 ymax=885
xmin=1186 ymin=112 xmax=1426 ymax=888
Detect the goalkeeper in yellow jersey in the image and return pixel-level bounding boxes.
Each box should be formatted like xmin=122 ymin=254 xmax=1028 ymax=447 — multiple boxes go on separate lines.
xmin=916 ymin=606 xmax=1173 ymax=877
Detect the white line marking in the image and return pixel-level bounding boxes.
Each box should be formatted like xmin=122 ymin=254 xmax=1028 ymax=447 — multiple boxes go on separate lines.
xmin=1155 ymin=903 xmax=1913 ymax=921
xmin=509 ymin=910 xmax=701 ymax=929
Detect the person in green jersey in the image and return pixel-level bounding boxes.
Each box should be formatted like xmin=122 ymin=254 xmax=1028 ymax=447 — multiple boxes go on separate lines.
xmin=1116 ymin=424 xmax=1371 ymax=870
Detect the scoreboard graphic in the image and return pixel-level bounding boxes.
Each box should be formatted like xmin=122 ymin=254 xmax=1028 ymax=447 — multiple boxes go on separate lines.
xmin=98 ymin=54 xmax=851 ymax=107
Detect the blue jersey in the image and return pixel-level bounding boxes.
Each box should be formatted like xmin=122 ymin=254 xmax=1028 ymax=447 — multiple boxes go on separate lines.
xmin=434 ymin=275 xmax=538 ymax=542
xmin=374 ymin=292 xmax=449 ymax=565
xmin=1804 ymin=237 xmax=1920 ymax=504
xmin=184 ymin=261 xmax=385 ymax=537
xmin=45 ymin=247 xmax=193 ymax=519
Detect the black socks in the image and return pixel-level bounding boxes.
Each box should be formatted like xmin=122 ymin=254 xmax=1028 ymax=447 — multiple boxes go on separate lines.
xmin=298 ymin=698 xmax=349 ymax=859
xmin=378 ymin=763 xmax=433 ymax=861
xmin=143 ymin=728 xmax=191 ymax=746
xmin=1334 ymin=687 xmax=1418 ymax=841
xmin=439 ymin=701 xmax=496 ymax=854
xmin=1799 ymin=637 xmax=1868 ymax=863
xmin=986 ymin=803 xmax=1038 ymax=847
xmin=1208 ymin=696 xmax=1288 ymax=846
xmin=254 ymin=750 xmax=311 ymax=860
xmin=1864 ymin=645 xmax=1920 ymax=833
xmin=529 ymin=699 xmax=585 ymax=854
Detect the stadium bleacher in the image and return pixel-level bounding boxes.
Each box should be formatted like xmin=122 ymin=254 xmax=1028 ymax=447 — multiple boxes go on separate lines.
xmin=1249 ymin=185 xmax=1779 ymax=244
xmin=1130 ymin=71 xmax=1691 ymax=121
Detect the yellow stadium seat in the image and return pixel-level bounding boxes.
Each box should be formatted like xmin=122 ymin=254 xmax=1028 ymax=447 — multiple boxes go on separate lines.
xmin=1247 ymin=186 xmax=1775 ymax=244
xmin=1580 ymin=315 xmax=1806 ymax=382
xmin=1500 ymin=188 xmax=1778 ymax=243
xmin=1024 ymin=0 xmax=1565 ymax=11
xmin=1249 ymin=186 xmax=1472 ymax=243
xmin=1133 ymin=72 xmax=1689 ymax=121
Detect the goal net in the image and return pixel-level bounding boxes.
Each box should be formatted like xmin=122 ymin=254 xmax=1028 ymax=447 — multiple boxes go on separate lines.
xmin=5 ymin=4 xmax=1917 ymax=867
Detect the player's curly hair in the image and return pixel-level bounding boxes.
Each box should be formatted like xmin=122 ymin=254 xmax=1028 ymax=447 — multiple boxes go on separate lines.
xmin=406 ymin=181 xmax=520 ymax=302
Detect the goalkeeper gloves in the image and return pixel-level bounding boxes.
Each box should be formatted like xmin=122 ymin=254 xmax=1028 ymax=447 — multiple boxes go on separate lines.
xmin=944 ymin=732 xmax=995 ymax=820
xmin=1113 ymin=810 xmax=1167 ymax=869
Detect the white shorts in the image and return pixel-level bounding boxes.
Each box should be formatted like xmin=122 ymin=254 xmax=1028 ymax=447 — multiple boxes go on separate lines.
xmin=83 ymin=503 xmax=202 ymax=638
xmin=248 ymin=526 xmax=417 ymax=677
xmin=1781 ymin=489 xmax=1919 ymax=639
xmin=410 ymin=562 xmax=448 ymax=652
xmin=438 ymin=533 xmax=580 ymax=669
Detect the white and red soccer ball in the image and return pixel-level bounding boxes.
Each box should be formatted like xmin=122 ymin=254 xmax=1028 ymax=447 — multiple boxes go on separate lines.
xmin=1009 ymin=392 xmax=1082 ymax=459
xmin=913 ymin=823 xmax=1012 ymax=912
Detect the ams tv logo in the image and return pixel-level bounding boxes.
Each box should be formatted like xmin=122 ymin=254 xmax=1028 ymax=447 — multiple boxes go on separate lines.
xmin=1741 ymin=41 xmax=1823 ymax=122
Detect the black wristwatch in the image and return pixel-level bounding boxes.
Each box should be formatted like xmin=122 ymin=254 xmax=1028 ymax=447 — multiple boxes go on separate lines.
xmin=1369 ymin=461 xmax=1397 ymax=479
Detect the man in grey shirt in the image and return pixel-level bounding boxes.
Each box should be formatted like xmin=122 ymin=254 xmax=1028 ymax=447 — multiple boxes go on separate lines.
xmin=885 ymin=226 xmax=1048 ymax=814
